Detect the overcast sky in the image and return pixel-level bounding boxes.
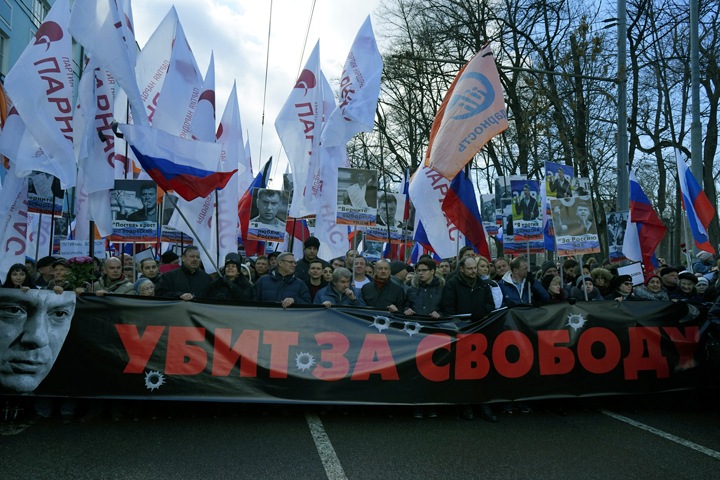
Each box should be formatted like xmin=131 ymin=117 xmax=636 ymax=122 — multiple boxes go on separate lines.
xmin=133 ymin=0 xmax=383 ymax=187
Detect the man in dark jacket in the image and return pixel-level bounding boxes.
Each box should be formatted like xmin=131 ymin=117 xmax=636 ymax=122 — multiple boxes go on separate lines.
xmin=404 ymin=258 xmax=444 ymax=318
xmin=254 ymin=252 xmax=311 ymax=308
xmin=209 ymin=253 xmax=254 ymax=301
xmin=441 ymin=256 xmax=495 ymax=319
xmin=294 ymin=236 xmax=329 ymax=282
xmin=361 ymin=259 xmax=404 ymax=313
xmin=158 ymin=246 xmax=212 ymax=300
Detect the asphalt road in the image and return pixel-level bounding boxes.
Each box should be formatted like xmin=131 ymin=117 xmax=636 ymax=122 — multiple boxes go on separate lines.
xmin=2 ymin=390 xmax=719 ymax=480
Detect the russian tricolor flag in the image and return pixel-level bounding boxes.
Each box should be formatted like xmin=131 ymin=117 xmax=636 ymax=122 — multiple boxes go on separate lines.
xmin=676 ymin=151 xmax=715 ymax=254
xmin=119 ymin=124 xmax=236 ymax=202
xmin=441 ymin=169 xmax=490 ymax=259
xmin=623 ymin=170 xmax=667 ymax=273
xmin=238 ymin=159 xmax=272 ymax=257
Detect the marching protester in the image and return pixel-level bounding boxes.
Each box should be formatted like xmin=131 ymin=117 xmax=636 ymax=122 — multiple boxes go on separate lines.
xmin=670 ymin=271 xmax=703 ymax=303
xmin=253 ymin=252 xmax=310 ymax=308
xmin=133 ymin=278 xmax=156 ymax=297
xmin=604 ymin=274 xmax=635 ymax=302
xmin=34 ymin=256 xmax=56 ymax=288
xmin=158 ymin=246 xmax=212 ymax=300
xmin=659 ymin=266 xmax=680 ymax=295
xmin=2 ymin=263 xmax=37 ymax=292
xmin=313 ymin=267 xmax=365 ymax=307
xmin=633 ymin=273 xmax=671 ymax=301
xmin=389 ymin=260 xmax=411 ymax=293
xmin=45 ymin=259 xmax=74 ymax=295
xmin=253 ymin=256 xmax=271 ymax=281
xmin=569 ymin=276 xmax=604 ymax=302
xmin=92 ymin=257 xmax=134 ymax=296
xmin=542 ymin=274 xmax=567 ymax=303
xmin=305 ymin=259 xmax=328 ymax=302
xmin=138 ymin=257 xmax=162 ymax=287
xmin=208 ymin=253 xmax=254 ymax=301
xmin=361 ymin=259 xmax=405 ymax=313
xmin=590 ymin=268 xmax=613 ymax=297
xmin=322 ymin=265 xmax=334 ymax=284
xmin=498 ymin=257 xmax=550 ymax=307
xmin=477 ymin=256 xmax=503 ymax=309
xmin=294 ymin=236 xmax=329 ymax=282
xmin=404 ymin=258 xmax=444 ymax=318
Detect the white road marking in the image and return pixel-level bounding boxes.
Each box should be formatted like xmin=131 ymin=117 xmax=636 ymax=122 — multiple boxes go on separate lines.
xmin=305 ymin=412 xmax=348 ymax=480
xmin=602 ymin=409 xmax=720 ymax=460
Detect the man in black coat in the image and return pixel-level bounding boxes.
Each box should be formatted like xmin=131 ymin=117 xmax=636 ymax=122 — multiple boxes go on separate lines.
xmin=441 ymin=256 xmax=494 ymax=320
xmin=158 ymin=246 xmax=212 ymax=300
xmin=361 ymin=259 xmax=404 ymax=313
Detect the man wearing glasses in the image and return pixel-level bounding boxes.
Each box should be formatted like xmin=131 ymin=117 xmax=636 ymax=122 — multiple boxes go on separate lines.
xmin=254 ymin=252 xmax=311 ymax=308
xmin=404 ymin=258 xmax=443 ymax=319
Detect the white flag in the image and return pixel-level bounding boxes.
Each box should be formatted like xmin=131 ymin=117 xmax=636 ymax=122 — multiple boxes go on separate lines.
xmin=216 ymin=82 xmax=247 ymax=262
xmin=3 ymin=0 xmax=75 ymax=188
xmin=275 ymin=42 xmax=323 ymax=218
xmin=68 ymin=0 xmax=148 ymax=126
xmin=0 ymin=172 xmax=29 ymax=281
xmin=320 ymin=16 xmax=382 ymax=148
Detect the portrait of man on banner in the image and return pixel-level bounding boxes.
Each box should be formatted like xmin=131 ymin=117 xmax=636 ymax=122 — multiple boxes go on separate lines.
xmin=481 ymin=194 xmax=499 ymax=236
xmin=545 ymin=162 xmax=574 ymax=199
xmin=0 ymin=290 xmax=75 ymax=394
xmin=248 ymin=188 xmax=288 ymax=242
xmin=607 ymin=211 xmax=629 ymax=263
xmin=550 ymin=196 xmax=601 ymax=256
xmin=110 ymin=179 xmax=158 ymax=243
xmin=27 ymin=171 xmax=64 ymax=216
xmin=336 ymin=167 xmax=377 ymax=226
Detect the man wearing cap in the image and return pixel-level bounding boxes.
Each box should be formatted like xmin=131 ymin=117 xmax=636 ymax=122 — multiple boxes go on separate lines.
xmin=659 ymin=266 xmax=680 ymax=294
xmin=92 ymin=257 xmax=134 ymax=296
xmin=294 ymin=236 xmax=329 ymax=282
xmin=390 ymin=260 xmax=411 ymax=292
xmin=158 ymin=246 xmax=212 ymax=300
xmin=209 ymin=253 xmax=254 ymax=301
xmin=35 ymin=256 xmax=56 ymax=288
xmin=45 ymin=259 xmax=74 ymax=294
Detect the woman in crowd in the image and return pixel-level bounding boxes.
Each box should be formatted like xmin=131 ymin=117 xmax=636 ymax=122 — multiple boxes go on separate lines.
xmin=569 ymin=276 xmax=604 ymax=301
xmin=633 ymin=273 xmax=670 ymax=301
xmin=2 ymin=263 xmax=37 ymax=292
xmin=590 ymin=268 xmax=613 ymax=298
xmin=133 ymin=278 xmax=156 ymax=297
xmin=542 ymin=274 xmax=567 ymax=303
xmin=322 ymin=265 xmax=334 ymax=284
xmin=695 ymin=277 xmax=713 ymax=302
xmin=477 ymin=256 xmax=503 ymax=309
xmin=605 ymin=274 xmax=635 ymax=301
xmin=209 ymin=253 xmax=254 ymax=301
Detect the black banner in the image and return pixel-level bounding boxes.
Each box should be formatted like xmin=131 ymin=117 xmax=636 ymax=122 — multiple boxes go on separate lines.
xmin=4 ymin=291 xmax=715 ymax=404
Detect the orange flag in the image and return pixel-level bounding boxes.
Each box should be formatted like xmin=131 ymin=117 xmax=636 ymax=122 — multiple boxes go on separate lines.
xmin=425 ymin=44 xmax=508 ymax=180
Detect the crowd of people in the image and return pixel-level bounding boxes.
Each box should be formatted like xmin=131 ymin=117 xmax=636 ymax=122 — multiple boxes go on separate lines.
xmin=3 ymin=237 xmax=718 ymax=423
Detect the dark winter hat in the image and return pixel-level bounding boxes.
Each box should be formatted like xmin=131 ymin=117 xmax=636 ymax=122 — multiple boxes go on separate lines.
xmin=161 ymin=251 xmax=179 ymax=264
xmin=541 ymin=260 xmax=558 ymax=276
xmin=303 ymin=236 xmax=321 ymax=249
xmin=52 ymin=258 xmax=68 ymax=268
xmin=390 ymin=261 xmax=408 ymax=276
xmin=610 ymin=274 xmax=633 ymax=290
xmin=37 ymin=256 xmax=56 ymax=269
xmin=224 ymin=252 xmax=243 ymax=267
xmin=678 ymin=271 xmax=698 ymax=284
xmin=659 ymin=266 xmax=679 ymax=277
xmin=576 ymin=275 xmax=593 ymax=288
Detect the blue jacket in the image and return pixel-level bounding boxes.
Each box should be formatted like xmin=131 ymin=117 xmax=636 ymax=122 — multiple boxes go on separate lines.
xmin=254 ymin=270 xmax=311 ymax=304
xmin=499 ymin=271 xmax=550 ymax=307
xmin=313 ymin=285 xmax=365 ymax=306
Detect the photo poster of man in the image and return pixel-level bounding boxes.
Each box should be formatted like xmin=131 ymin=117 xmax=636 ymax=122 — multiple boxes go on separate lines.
xmin=159 ymin=192 xmax=194 ymax=245
xmin=365 ymin=192 xmax=408 ymax=245
xmin=52 ymin=215 xmax=70 ymax=251
xmin=549 ymin=196 xmax=601 ymax=257
xmin=336 ymin=167 xmax=378 ymax=226
xmin=510 ymin=179 xmax=544 ymax=253
xmin=545 ymin=161 xmax=574 ymax=199
xmin=481 ymin=194 xmax=499 ymax=236
xmin=496 ymin=176 xmax=518 ymax=255
xmin=109 ymin=179 xmax=159 ymax=243
xmin=27 ymin=171 xmax=64 ymax=216
xmin=607 ymin=210 xmax=629 ymax=263
xmin=361 ymin=239 xmax=384 ymax=261
xmin=247 ymin=188 xmax=289 ymax=242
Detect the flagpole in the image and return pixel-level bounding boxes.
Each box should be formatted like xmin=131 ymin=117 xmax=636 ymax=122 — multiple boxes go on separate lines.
xmin=214 ymin=191 xmax=221 ymax=267
xmin=681 ymin=212 xmax=694 ymax=273
xmin=526 ymin=236 xmax=533 ymax=304
xmin=578 ymin=255 xmax=588 ymax=301
xmin=171 ymin=203 xmax=222 ymax=275
xmin=35 ymin=214 xmax=42 ymax=261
